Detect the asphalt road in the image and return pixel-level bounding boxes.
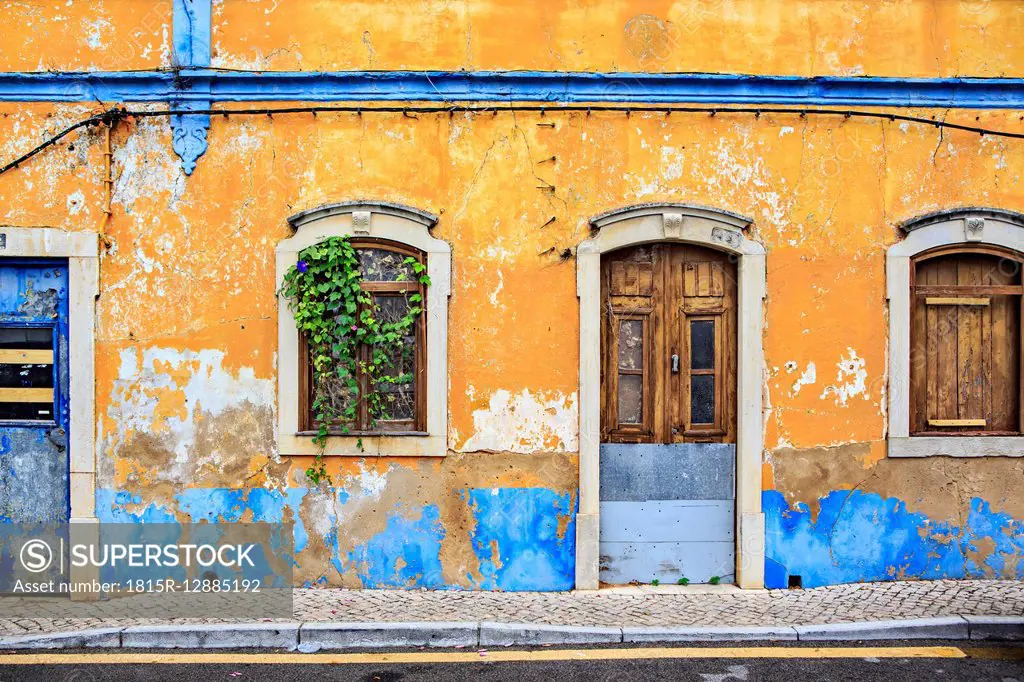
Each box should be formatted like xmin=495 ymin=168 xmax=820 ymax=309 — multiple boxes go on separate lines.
xmin=0 ymin=641 xmax=1021 ymax=682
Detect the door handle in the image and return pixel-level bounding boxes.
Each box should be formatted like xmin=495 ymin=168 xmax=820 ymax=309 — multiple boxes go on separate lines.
xmin=47 ymin=426 xmax=67 ymax=452
xmin=671 ymin=354 xmax=680 ymax=374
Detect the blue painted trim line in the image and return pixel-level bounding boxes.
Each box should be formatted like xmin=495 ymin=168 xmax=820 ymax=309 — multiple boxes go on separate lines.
xmin=1 ymin=70 xmax=1023 ymax=108
xmin=173 ymin=0 xmax=212 ymax=68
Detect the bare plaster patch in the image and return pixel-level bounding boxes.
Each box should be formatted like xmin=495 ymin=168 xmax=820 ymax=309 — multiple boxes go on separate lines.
xmin=458 ymin=389 xmax=579 ymax=453
xmin=820 ymin=348 xmax=868 ymax=406
xmin=772 ymin=441 xmax=1024 ymax=525
xmin=790 ymin=361 xmax=817 ymax=396
xmin=112 ymin=119 xmax=186 ymax=213
xmin=105 ymin=347 xmax=275 ymax=486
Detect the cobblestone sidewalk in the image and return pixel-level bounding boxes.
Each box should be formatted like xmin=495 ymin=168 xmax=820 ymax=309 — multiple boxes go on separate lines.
xmin=1 ymin=580 xmax=1021 ymax=637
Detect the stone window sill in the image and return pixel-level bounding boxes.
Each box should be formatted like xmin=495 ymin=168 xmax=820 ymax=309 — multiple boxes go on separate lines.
xmin=888 ymin=436 xmax=1024 ymax=458
xmin=280 ymin=433 xmax=446 ymax=457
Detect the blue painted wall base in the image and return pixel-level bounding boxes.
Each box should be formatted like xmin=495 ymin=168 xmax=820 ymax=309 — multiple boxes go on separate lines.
xmin=764 ymin=490 xmax=1024 ymax=588
xmin=97 ymin=486 xmax=576 ymax=591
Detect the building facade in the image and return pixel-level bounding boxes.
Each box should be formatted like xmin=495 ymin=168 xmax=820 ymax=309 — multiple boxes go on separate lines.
xmin=0 ymin=0 xmax=1022 ymax=591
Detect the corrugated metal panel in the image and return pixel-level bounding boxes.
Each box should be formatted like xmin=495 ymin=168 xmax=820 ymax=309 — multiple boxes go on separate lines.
xmin=599 ymin=443 xmax=735 ymax=502
xmin=600 ymin=500 xmax=734 ymax=543
xmin=599 ymin=541 xmax=735 ymax=584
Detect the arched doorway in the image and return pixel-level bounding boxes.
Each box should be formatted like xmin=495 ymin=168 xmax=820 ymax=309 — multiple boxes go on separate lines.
xmin=599 ymin=242 xmax=737 ymax=584
xmin=575 ymin=204 xmax=766 ymax=589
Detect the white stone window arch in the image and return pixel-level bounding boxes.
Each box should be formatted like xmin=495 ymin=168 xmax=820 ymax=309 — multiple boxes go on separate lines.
xmin=276 ymin=202 xmax=451 ymax=457
xmin=575 ymin=203 xmax=767 ymax=590
xmin=887 ymin=207 xmax=1024 ymax=458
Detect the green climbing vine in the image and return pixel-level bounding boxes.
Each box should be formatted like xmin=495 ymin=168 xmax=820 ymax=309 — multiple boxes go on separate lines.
xmin=279 ymin=235 xmax=429 ymax=485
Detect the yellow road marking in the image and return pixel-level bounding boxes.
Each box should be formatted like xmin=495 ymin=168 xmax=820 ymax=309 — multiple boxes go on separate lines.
xmin=0 ymin=646 xmax=967 ymax=665
xmin=961 ymin=647 xmax=1024 ymax=661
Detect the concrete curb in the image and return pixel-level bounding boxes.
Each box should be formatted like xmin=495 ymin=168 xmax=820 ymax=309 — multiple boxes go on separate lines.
xmin=0 ymin=627 xmax=122 ymax=649
xmin=121 ymin=623 xmax=301 ymax=649
xmin=623 ymin=625 xmax=799 ymax=642
xmin=794 ymin=616 xmax=969 ymax=641
xmin=299 ymin=622 xmax=478 ymax=649
xmin=964 ymin=615 xmax=1024 ymax=641
xmin=1 ymin=616 xmax=1022 ymax=650
xmin=480 ymin=622 xmax=622 ymax=646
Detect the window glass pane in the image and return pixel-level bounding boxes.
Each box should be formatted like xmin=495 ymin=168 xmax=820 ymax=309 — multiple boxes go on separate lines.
xmin=0 ymin=328 xmax=52 ymax=349
xmin=690 ymin=319 xmax=715 ymax=370
xmin=618 ymin=374 xmax=643 ymax=424
xmin=311 ymin=355 xmax=357 ymax=430
xmin=0 ymin=364 xmax=52 ymax=388
xmin=358 ymin=248 xmax=418 ymax=282
xmin=0 ymin=403 xmax=52 ymax=420
xmin=618 ymin=319 xmax=643 ymax=370
xmin=308 ymin=291 xmax=423 ymax=430
xmin=372 ymin=295 xmax=417 ymax=422
xmin=0 ymin=327 xmax=54 ymax=421
xmin=690 ymin=375 xmax=715 ymax=425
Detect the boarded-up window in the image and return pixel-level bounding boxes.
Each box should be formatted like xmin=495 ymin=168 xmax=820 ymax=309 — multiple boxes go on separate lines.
xmin=300 ymin=239 xmax=427 ymax=434
xmin=0 ymin=327 xmax=55 ymax=421
xmin=601 ymin=244 xmax=737 ymax=443
xmin=910 ymin=246 xmax=1022 ymax=435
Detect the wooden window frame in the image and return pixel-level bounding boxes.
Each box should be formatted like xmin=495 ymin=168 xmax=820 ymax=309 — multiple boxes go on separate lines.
xmin=682 ymin=312 xmax=726 ymax=438
xmin=908 ymin=244 xmax=1023 ymax=438
xmin=606 ymin=312 xmax=654 ymax=440
xmin=298 ymin=238 xmax=428 ymax=436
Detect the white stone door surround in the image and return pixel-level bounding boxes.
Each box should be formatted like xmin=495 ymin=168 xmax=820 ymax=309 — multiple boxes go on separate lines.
xmin=574 ymin=204 xmax=767 ymax=590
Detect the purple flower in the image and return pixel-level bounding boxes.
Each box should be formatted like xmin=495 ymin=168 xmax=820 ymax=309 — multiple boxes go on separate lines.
xmin=350 ymin=325 xmax=358 ymax=332
xmin=296 ymin=260 xmax=308 ymax=273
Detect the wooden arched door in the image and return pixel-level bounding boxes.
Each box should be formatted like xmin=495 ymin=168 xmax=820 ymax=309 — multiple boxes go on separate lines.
xmin=599 ymin=242 xmax=737 ymax=585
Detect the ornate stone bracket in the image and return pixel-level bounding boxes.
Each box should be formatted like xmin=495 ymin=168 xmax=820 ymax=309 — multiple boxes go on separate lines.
xmin=170 ymin=98 xmax=210 ymax=176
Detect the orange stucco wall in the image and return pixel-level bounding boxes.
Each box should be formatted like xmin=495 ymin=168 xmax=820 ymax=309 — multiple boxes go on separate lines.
xmin=0 ymin=1 xmax=170 ymax=72
xmin=0 ymin=0 xmax=1021 ymax=588
xmin=210 ymin=0 xmax=1022 ymax=77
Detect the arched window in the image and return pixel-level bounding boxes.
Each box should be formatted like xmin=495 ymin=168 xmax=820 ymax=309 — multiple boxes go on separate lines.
xmin=277 ymin=202 xmax=451 ymax=458
xmin=888 ymin=208 xmax=1024 ymax=458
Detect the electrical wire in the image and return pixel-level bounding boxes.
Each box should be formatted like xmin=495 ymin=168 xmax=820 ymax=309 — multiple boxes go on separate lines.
xmin=2 ymin=103 xmax=1023 ymax=177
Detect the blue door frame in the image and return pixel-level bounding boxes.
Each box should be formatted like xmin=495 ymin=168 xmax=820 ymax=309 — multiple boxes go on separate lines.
xmin=0 ymin=258 xmax=71 ymax=524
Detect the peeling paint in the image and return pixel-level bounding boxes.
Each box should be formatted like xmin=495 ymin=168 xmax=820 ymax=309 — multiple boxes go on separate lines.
xmin=459 ymin=390 xmax=578 ymax=454
xmin=765 ymin=491 xmax=1024 ymax=588
xmin=96 ymin=479 xmax=578 ymax=591
xmin=103 ymin=347 xmax=275 ymax=486
xmin=820 ymin=348 xmax=869 ymax=406
xmin=467 ymin=488 xmax=576 ymax=591
xmin=111 ymin=119 xmax=185 ymax=213
xmin=789 ymin=361 xmax=817 ymax=396
xmin=347 ymin=504 xmax=446 ymax=589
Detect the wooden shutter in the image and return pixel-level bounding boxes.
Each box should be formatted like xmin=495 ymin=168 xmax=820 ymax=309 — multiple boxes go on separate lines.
xmin=910 ymin=247 xmax=1022 ymax=435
